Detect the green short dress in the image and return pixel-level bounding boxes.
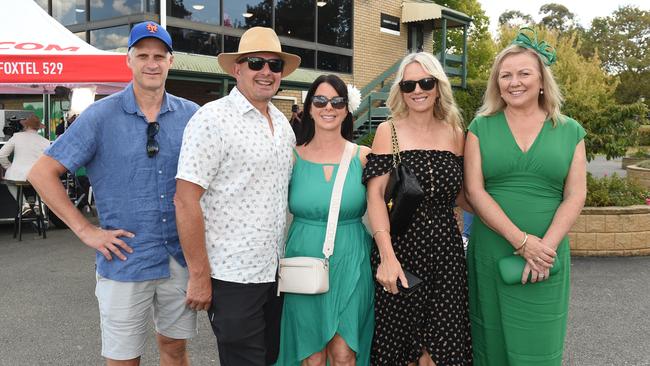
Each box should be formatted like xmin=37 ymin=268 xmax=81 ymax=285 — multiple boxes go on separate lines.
xmin=274 ymin=146 xmax=374 ymax=366
xmin=467 ymin=111 xmax=586 ymax=366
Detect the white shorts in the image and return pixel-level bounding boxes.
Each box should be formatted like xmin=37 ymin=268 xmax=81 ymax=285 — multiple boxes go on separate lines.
xmin=95 ymin=256 xmax=198 ymax=360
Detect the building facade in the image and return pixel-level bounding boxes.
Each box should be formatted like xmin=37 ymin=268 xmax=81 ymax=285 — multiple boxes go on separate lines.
xmin=4 ymin=0 xmax=470 ymax=125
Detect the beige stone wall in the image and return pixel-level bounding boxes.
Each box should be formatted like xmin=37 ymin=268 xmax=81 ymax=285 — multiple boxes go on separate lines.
xmin=353 ymin=1 xmax=407 ymax=89
xmin=626 ymin=165 xmax=650 ymax=189
xmin=621 ymin=157 xmax=646 ymax=169
xmin=569 ymin=206 xmax=650 ymax=256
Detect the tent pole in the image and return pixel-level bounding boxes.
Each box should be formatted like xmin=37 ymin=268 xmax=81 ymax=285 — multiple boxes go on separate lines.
xmin=43 ymin=94 xmax=51 ymax=140
xmin=160 ymin=0 xmax=167 ymax=28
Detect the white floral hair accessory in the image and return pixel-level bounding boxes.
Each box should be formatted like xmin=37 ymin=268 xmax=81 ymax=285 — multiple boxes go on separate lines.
xmin=347 ymin=84 xmax=362 ymax=113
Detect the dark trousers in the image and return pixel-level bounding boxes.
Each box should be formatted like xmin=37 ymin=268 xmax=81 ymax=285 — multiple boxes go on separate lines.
xmin=208 ymin=278 xmax=284 ymax=366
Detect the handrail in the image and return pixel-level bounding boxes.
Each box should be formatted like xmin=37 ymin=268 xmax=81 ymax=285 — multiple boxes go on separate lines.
xmin=360 ymin=59 xmax=402 ymax=97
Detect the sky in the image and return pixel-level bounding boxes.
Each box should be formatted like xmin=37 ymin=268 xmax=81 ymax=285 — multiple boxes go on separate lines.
xmin=477 ymin=0 xmax=649 ymax=34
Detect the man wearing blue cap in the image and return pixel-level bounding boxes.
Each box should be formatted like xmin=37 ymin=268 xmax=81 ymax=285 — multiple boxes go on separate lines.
xmin=29 ymin=22 xmax=199 ymax=365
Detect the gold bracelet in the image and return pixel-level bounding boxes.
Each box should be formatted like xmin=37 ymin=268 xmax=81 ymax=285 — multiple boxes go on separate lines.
xmin=514 ymin=232 xmax=528 ymax=254
xmin=372 ymin=229 xmax=390 ymax=239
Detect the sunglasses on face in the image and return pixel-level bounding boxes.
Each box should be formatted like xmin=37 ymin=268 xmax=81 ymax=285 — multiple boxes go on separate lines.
xmin=399 ymin=77 xmax=437 ymax=93
xmin=312 ymin=95 xmax=347 ymax=109
xmin=147 ymin=121 xmax=160 ymax=158
xmin=237 ymin=57 xmax=284 ymax=73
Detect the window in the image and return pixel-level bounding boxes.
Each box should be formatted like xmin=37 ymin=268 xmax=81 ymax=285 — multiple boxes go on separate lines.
xmin=35 ymin=0 xmax=48 ymax=12
xmin=223 ymin=36 xmax=240 ymax=53
xmin=317 ymin=0 xmax=352 ymax=48
xmin=74 ymin=32 xmax=87 ymax=42
xmin=170 ymin=0 xmax=220 ymax=25
xmin=52 ymin=0 xmax=86 ymax=25
xmin=223 ymin=0 xmax=272 ymax=29
xmin=90 ymin=25 xmax=130 ymax=50
xmin=90 ymin=0 xmax=143 ymax=21
xmin=275 ymin=0 xmax=315 ymax=42
xmin=168 ymin=27 xmax=220 ymax=56
xmin=283 ymin=46 xmax=315 ymax=69
xmin=318 ymin=51 xmax=351 ymax=73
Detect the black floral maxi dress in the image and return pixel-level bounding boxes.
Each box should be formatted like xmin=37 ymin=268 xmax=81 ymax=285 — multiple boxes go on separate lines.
xmin=362 ymin=150 xmax=472 ymax=366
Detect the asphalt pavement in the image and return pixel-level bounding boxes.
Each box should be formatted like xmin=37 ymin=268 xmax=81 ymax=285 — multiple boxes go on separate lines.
xmin=0 ymin=155 xmax=644 ymax=366
xmin=1 ymin=221 xmax=649 ymax=366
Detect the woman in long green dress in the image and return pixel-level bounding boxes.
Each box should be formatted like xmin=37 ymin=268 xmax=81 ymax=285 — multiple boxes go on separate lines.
xmin=274 ymin=74 xmax=374 ymax=366
xmin=464 ymin=28 xmax=587 ymax=366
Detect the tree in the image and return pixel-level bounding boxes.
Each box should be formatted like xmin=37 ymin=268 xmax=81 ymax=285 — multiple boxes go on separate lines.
xmin=582 ymin=6 xmax=650 ymax=74
xmin=433 ymin=0 xmax=496 ymax=80
xmin=539 ymin=3 xmax=578 ymax=32
xmin=582 ymin=6 xmax=650 ymax=107
xmin=498 ymin=10 xmax=534 ymax=28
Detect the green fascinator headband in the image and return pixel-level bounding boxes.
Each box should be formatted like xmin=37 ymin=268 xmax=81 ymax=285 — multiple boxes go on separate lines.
xmin=511 ymin=27 xmax=557 ymax=66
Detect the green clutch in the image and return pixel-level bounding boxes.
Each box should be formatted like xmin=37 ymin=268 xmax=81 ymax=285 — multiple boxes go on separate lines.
xmin=497 ymin=255 xmax=560 ymax=285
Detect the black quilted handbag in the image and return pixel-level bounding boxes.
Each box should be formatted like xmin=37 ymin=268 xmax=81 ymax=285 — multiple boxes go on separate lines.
xmin=383 ymin=121 xmax=424 ymax=237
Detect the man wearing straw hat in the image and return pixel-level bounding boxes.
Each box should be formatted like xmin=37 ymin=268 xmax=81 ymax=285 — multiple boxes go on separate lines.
xmin=175 ymin=27 xmax=300 ymax=365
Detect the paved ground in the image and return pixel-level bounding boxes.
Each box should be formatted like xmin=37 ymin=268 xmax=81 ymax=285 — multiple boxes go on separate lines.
xmin=1 ymin=222 xmax=649 ymax=366
xmin=587 ymin=155 xmax=627 ymax=178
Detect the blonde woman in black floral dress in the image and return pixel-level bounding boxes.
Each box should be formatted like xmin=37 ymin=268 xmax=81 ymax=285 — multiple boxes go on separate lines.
xmin=363 ymin=52 xmax=473 ymax=366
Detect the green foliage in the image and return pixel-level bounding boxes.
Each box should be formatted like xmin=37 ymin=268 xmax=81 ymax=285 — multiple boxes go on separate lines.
xmin=586 ymin=173 xmax=649 ymax=207
xmin=639 ymin=126 xmax=650 ymax=145
xmin=637 ymin=160 xmax=650 ymax=169
xmin=453 ymin=79 xmax=487 ymax=127
xmin=539 ymin=3 xmax=578 ymax=32
xmin=356 ymin=132 xmax=375 ymax=147
xmin=581 ymin=6 xmax=650 ymax=74
xmin=630 ymin=147 xmax=650 ymax=159
xmin=436 ymin=0 xmax=496 ymax=79
xmin=615 ymin=70 xmax=650 ymax=107
xmin=498 ymin=10 xmax=534 ymax=28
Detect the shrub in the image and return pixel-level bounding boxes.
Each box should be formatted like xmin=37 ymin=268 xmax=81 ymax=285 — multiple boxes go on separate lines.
xmin=586 ymin=173 xmax=650 ymax=207
xmin=454 ymin=79 xmax=487 ymax=128
xmin=639 ymin=125 xmax=650 ymax=146
xmin=630 ymin=147 xmax=650 ymax=158
xmin=636 ymin=160 xmax=650 ymax=169
xmin=357 ymin=132 xmax=375 ymax=147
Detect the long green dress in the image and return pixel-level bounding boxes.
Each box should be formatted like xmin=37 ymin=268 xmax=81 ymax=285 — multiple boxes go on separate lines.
xmin=274 ymin=146 xmax=374 ymax=366
xmin=467 ymin=111 xmax=586 ymax=366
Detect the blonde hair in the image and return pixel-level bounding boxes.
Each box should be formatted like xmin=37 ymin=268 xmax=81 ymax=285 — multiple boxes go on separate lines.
xmin=478 ymin=45 xmax=564 ymax=125
xmin=386 ymin=52 xmax=464 ymax=131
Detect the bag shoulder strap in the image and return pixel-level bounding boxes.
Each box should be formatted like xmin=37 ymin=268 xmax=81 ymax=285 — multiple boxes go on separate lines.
xmin=322 ymin=141 xmax=355 ymax=258
xmin=389 ymin=120 xmax=401 ymax=167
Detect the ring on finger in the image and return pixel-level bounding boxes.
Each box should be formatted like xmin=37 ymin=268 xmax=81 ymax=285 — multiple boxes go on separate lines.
xmin=383 ymin=287 xmax=389 ymax=292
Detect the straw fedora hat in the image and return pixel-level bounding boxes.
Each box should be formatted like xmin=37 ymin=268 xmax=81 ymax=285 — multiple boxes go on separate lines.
xmin=218 ymin=27 xmax=301 ymax=77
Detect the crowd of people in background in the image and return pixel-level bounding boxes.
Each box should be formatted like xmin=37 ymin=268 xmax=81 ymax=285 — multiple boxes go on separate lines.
xmin=15 ymin=20 xmax=586 ymax=366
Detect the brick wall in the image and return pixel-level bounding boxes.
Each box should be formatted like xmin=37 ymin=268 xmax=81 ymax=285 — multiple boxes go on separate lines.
xmin=353 ymin=1 xmax=408 ymax=89
xmin=569 ymin=206 xmax=650 ymax=256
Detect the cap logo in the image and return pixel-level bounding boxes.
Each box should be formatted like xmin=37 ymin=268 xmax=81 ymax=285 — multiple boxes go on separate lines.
xmin=146 ymin=23 xmax=158 ymax=33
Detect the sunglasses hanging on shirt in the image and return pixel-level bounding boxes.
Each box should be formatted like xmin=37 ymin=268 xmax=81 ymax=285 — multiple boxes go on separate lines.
xmin=398 ymin=77 xmax=437 ymax=93
xmin=147 ymin=121 xmax=160 ymax=158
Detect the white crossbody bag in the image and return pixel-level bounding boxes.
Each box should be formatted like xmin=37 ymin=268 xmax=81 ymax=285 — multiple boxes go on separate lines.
xmin=278 ymin=141 xmax=355 ymax=295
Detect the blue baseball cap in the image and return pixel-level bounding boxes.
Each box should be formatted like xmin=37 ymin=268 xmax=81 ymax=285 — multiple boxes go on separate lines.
xmin=128 ymin=21 xmax=173 ymax=53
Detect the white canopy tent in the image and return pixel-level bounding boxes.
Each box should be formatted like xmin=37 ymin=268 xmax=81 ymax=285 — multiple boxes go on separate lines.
xmin=0 ymin=0 xmax=131 ymax=95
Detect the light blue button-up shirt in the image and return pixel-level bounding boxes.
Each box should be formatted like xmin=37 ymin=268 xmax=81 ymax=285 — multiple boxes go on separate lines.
xmin=46 ymin=83 xmax=199 ymax=282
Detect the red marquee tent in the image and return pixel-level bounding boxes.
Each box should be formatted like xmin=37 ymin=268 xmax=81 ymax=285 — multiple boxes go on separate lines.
xmin=0 ymin=0 xmax=131 ymax=94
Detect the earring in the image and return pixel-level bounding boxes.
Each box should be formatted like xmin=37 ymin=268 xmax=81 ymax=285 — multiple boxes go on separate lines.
xmin=540 ymin=89 xmax=544 ymax=95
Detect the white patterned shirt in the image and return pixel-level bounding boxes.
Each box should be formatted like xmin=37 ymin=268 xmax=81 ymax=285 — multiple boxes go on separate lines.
xmin=176 ymin=87 xmax=295 ymax=283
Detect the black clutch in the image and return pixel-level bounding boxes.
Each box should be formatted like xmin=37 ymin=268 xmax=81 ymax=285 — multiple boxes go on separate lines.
xmin=383 ymin=120 xmax=424 ymax=236
xmin=397 ymin=269 xmax=423 ymax=294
